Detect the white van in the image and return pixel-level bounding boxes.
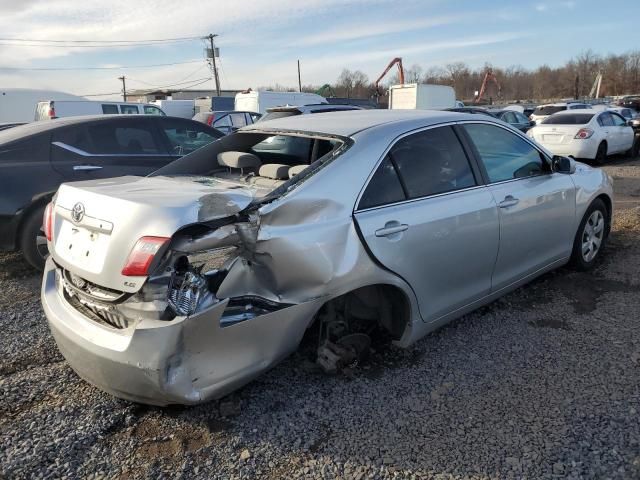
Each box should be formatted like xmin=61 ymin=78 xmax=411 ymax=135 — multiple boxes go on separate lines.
xmin=388 ymin=84 xmax=456 ymax=110
xmin=150 ymin=99 xmax=195 ymax=119
xmin=235 ymin=90 xmax=326 ymax=114
xmin=34 ymin=100 xmax=165 ymax=121
xmin=0 ymin=88 xmax=85 ymax=123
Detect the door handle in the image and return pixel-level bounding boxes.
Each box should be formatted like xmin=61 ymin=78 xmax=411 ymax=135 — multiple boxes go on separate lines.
xmin=73 ymin=165 xmax=103 ymax=171
xmin=375 ymin=224 xmax=409 ymax=237
xmin=498 ymin=195 xmax=519 ymax=208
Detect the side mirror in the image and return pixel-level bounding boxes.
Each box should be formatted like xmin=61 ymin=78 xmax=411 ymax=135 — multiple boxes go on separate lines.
xmin=553 ymin=155 xmax=576 ymax=174
xmin=628 ymin=120 xmax=634 ymax=127
xmin=529 ymin=120 xmax=536 ymax=127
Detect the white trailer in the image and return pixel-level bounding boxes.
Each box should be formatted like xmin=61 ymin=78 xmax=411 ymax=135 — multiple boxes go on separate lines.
xmin=235 ymin=90 xmax=326 ymax=114
xmin=150 ymin=99 xmax=195 ymax=118
xmin=388 ymin=84 xmax=456 ymax=110
xmin=0 ymin=88 xmax=84 ymax=123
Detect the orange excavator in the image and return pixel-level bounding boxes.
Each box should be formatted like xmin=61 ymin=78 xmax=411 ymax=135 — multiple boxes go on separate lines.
xmin=474 ymin=68 xmax=501 ymax=104
xmin=374 ymin=57 xmax=405 ymax=97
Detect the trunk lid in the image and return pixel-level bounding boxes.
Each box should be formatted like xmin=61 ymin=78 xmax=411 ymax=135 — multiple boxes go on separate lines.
xmin=530 ymin=125 xmax=579 ymax=145
xmin=51 ymin=175 xmax=255 ymax=293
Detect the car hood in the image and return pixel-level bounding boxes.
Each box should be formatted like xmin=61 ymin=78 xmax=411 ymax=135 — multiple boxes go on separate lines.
xmin=50 ymin=175 xmax=256 ymax=292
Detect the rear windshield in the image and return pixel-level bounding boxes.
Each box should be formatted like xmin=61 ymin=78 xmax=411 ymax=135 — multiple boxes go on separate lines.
xmin=260 ymin=111 xmax=299 ymax=122
xmin=533 ymin=105 xmax=566 ymax=116
xmin=541 ymin=114 xmax=594 ymax=125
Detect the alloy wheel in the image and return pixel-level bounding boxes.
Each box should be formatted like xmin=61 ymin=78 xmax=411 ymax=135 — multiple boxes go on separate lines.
xmin=581 ymin=210 xmax=604 ymax=262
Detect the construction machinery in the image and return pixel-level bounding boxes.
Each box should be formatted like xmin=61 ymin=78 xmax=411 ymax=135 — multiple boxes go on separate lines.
xmin=374 ymin=57 xmax=405 ymax=97
xmin=316 ymin=84 xmax=335 ymax=97
xmin=474 ymin=68 xmax=501 ymax=104
xmin=588 ymin=72 xmax=603 ymax=99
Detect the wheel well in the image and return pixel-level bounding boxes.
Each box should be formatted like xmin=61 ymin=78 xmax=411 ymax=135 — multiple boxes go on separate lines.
xmin=595 ymin=193 xmax=613 ymax=237
xmin=16 ymin=198 xmax=50 ymax=247
xmin=315 ymin=284 xmax=411 ymax=342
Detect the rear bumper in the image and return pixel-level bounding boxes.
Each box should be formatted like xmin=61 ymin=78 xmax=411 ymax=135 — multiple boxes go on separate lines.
xmin=539 ymin=139 xmax=598 ymax=160
xmin=42 ymin=259 xmax=322 ymax=405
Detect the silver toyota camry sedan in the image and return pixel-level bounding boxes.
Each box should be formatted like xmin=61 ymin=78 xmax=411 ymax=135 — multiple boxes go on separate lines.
xmin=41 ymin=110 xmax=613 ymax=405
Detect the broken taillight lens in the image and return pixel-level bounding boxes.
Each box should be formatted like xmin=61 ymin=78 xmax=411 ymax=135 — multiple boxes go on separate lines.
xmin=121 ymin=236 xmax=169 ymax=276
xmin=43 ymin=202 xmax=54 ymax=242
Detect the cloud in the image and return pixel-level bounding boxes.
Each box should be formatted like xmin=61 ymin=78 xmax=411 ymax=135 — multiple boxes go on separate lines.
xmin=298 ymin=15 xmax=460 ymax=46
xmin=535 ymin=3 xmax=548 ymax=12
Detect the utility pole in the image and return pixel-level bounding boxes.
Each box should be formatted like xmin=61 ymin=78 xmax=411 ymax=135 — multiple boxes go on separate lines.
xmin=118 ymin=75 xmax=127 ymax=101
xmin=206 ymin=34 xmax=221 ymax=96
xmin=297 ymin=60 xmax=302 ymax=92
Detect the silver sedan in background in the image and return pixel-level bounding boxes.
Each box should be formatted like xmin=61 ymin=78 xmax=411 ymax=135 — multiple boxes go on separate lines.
xmin=41 ymin=110 xmax=613 ymax=405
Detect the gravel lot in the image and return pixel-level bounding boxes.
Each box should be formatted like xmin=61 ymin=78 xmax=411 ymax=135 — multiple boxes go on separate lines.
xmin=1 ymin=156 xmax=640 ymax=480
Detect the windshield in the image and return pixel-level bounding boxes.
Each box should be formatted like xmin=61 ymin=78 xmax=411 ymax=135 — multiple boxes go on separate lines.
xmin=541 ymin=114 xmax=594 ymax=125
xmin=533 ymin=105 xmax=566 ymax=116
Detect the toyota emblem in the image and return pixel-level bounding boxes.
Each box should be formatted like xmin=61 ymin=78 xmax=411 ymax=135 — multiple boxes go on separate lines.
xmin=71 ymin=202 xmax=85 ymax=223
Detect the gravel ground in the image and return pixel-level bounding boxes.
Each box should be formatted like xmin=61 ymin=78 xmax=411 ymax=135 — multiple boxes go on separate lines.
xmin=1 ymin=157 xmax=640 ymax=479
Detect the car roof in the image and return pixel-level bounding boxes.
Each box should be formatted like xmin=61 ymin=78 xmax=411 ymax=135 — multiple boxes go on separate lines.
xmin=242 ymin=109 xmax=491 ymax=137
xmin=0 ymin=115 xmax=185 ymax=144
xmin=553 ymin=109 xmax=596 ymax=115
xmin=266 ymin=104 xmax=359 ymax=113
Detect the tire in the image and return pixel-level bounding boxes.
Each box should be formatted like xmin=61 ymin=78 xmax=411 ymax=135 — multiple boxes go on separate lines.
xmin=594 ymin=142 xmax=607 ymax=165
xmin=569 ymin=199 xmax=608 ymax=271
xmin=19 ymin=206 xmax=49 ymax=271
xmin=631 ymin=136 xmax=640 ymax=158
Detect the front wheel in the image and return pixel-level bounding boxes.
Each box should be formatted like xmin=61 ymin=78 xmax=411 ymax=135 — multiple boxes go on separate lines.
xmin=19 ymin=206 xmax=49 ymax=271
xmin=569 ymin=199 xmax=608 ymax=271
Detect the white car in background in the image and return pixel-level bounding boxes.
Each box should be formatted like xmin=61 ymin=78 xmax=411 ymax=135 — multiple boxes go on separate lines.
xmin=528 ymin=109 xmax=636 ymax=163
xmin=529 ymin=102 xmax=592 ymax=125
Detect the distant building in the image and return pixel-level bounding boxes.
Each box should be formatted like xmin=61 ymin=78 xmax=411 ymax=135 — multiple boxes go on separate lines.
xmin=126 ymin=88 xmax=241 ymax=103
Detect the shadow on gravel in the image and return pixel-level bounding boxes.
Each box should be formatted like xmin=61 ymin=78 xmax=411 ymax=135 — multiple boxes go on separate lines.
xmin=0 ymin=251 xmax=39 ymax=280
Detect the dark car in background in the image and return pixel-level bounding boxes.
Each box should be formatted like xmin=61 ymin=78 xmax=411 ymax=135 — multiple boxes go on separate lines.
xmin=490 ymin=109 xmax=535 ymax=132
xmin=0 ymin=115 xmax=223 ymax=269
xmin=192 ymin=111 xmax=262 ymax=135
xmin=618 ymin=95 xmax=640 ymax=112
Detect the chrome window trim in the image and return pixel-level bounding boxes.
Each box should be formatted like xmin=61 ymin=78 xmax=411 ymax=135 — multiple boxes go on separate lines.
xmin=52 ymin=141 xmax=174 ymax=157
xmin=354 ymin=121 xmax=479 ymax=213
xmin=354 ymin=119 xmax=556 ymax=213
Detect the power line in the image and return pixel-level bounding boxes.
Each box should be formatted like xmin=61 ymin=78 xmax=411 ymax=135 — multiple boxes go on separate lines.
xmin=0 ymin=59 xmax=203 ymax=71
xmin=0 ymin=35 xmax=201 ymax=44
xmin=81 ymin=77 xmax=213 ymax=97
xmin=127 ymin=76 xmax=213 ymax=90
xmin=0 ymin=40 xmax=200 ymax=48
xmin=126 ymin=64 xmax=208 ymax=88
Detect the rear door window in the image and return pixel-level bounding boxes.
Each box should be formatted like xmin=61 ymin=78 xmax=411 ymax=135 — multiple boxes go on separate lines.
xmin=81 ymin=121 xmax=164 ymax=155
xmin=464 ymin=123 xmax=548 ymax=183
xmin=102 ymin=104 xmax=119 ymax=114
xmin=598 ymin=113 xmax=614 ymax=127
xmin=610 ymin=113 xmax=626 ymax=127
xmin=229 ymin=113 xmax=248 ymax=129
xmin=143 ymin=105 xmax=165 ymax=116
xmin=358 ymin=156 xmax=406 ymax=209
xmin=160 ymin=118 xmax=223 ymax=155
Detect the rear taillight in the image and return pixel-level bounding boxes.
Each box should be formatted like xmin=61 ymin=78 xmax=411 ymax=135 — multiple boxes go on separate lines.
xmin=121 ymin=236 xmax=169 ymax=276
xmin=43 ymin=202 xmax=54 ymax=242
xmin=48 ymin=101 xmax=56 ymax=119
xmin=206 ymin=113 xmax=215 ymax=126
xmin=574 ymin=128 xmax=594 ymax=139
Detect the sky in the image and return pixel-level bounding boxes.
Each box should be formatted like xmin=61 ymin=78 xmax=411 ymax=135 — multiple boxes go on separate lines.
xmin=0 ymin=0 xmax=638 ymax=99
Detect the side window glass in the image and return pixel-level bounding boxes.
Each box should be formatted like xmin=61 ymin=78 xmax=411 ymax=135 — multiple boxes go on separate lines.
xmin=230 ymin=113 xmax=248 ymax=128
xmin=464 ymin=123 xmax=548 ymax=183
xmin=102 ymin=104 xmax=119 ymax=114
xmin=84 ymin=123 xmax=163 ymax=154
xmin=162 ymin=119 xmax=222 ymax=155
xmin=599 ymin=113 xmax=614 ymax=127
xmin=52 ymin=126 xmax=93 ymax=156
xmin=390 ymin=126 xmax=476 ymax=198
xmin=119 ymin=105 xmax=139 ymax=115
xmin=358 ymin=156 xmax=406 ymax=209
xmin=503 ymin=112 xmax=517 ymax=124
xmin=144 ymin=105 xmax=165 ymax=116
xmin=610 ymin=114 xmax=625 ymax=126
xmin=515 ymin=112 xmax=529 ymax=123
